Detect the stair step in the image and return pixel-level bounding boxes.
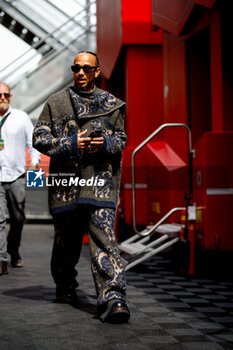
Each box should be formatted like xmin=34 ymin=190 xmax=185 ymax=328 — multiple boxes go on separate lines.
xmin=118 ymin=242 xmax=152 ymax=255
xmin=154 ymin=223 xmax=182 ymax=234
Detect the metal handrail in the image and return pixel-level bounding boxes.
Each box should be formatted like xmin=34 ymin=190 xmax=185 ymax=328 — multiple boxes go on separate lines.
xmin=13 ymin=29 xmax=92 ymax=82
xmin=8 ymin=28 xmax=94 ymax=112
xmin=132 ymin=123 xmax=195 ymax=236
xmin=0 ymin=0 xmax=96 ymax=83
xmin=134 ymin=207 xmax=185 ymax=238
xmin=0 ymin=8 xmax=86 ymax=75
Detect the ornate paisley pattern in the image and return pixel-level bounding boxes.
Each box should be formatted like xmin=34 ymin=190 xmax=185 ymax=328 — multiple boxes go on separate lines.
xmin=91 ymin=118 xmax=103 ymax=133
xmin=91 ymin=208 xmax=115 ymax=241
xmin=33 ymin=87 xmax=127 ymax=214
xmin=33 ymin=118 xmax=78 ymax=159
xmin=89 ymin=207 xmax=127 ymax=306
xmin=93 ymin=165 xmax=113 ymax=199
xmin=51 ymin=206 xmax=128 ymax=309
xmin=69 ymin=88 xmax=118 ymax=118
xmin=34 ymin=87 xmax=129 ymax=314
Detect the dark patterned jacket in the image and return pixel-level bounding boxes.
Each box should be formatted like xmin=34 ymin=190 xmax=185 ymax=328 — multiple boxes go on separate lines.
xmin=33 ymin=86 xmax=127 ymax=215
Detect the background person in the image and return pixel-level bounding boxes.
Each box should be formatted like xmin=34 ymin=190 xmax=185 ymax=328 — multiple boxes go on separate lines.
xmin=33 ymin=51 xmax=130 ymax=323
xmin=0 ymin=82 xmax=40 ymax=276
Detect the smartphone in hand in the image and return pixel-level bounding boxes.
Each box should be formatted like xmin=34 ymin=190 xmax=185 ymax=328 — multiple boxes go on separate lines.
xmin=89 ymin=130 xmax=102 ymax=138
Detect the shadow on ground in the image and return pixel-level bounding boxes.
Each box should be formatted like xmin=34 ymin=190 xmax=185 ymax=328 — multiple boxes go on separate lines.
xmin=3 ymin=285 xmax=97 ymax=316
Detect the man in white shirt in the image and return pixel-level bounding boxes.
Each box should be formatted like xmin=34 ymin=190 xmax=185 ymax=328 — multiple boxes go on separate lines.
xmin=0 ymin=82 xmax=40 ymax=276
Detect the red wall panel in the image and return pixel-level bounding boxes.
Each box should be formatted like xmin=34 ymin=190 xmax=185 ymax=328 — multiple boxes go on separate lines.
xmin=97 ymin=0 xmax=162 ymax=79
xmin=122 ymin=45 xmax=164 ymax=226
xmin=152 ymin=0 xmax=194 ymax=35
xmin=193 ymin=132 xmax=233 ymax=250
xmin=210 ymin=9 xmax=223 ymax=131
xmin=152 ymin=0 xmax=216 ymax=36
xmin=122 ymin=0 xmax=162 ymax=44
xmin=163 ymin=33 xmax=189 ymax=160
xmin=125 ymin=45 xmax=164 ymax=147
xmin=97 ymin=0 xmax=122 ymax=79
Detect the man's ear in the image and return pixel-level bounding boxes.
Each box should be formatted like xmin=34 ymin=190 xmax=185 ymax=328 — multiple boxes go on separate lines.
xmin=94 ymin=67 xmax=101 ymax=79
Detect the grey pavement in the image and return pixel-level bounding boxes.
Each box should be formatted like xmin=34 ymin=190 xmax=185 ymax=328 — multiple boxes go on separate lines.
xmin=0 ymin=224 xmax=233 ymax=350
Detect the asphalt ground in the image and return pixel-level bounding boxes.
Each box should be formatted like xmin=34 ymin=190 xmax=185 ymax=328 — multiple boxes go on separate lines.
xmin=0 ymin=224 xmax=233 ymax=350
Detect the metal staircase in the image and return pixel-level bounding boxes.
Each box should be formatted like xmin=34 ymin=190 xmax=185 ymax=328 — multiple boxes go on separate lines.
xmin=118 ymin=123 xmax=196 ymax=271
xmin=0 ymin=0 xmax=96 ymax=119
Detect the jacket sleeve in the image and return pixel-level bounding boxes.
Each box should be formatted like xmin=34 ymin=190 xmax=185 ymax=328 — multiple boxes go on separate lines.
xmin=32 ymin=101 xmax=80 ymax=159
xmin=99 ymin=106 xmax=127 ymax=157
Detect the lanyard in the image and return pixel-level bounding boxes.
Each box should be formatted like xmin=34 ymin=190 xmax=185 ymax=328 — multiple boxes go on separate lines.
xmin=0 ymin=112 xmax=11 ymax=139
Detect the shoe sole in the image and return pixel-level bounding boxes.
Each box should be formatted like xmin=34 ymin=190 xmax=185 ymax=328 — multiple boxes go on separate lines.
xmin=11 ymin=260 xmax=24 ymax=268
xmin=108 ymin=309 xmax=130 ymax=324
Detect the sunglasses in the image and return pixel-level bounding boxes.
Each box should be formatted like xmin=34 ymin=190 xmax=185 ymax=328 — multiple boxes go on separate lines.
xmin=71 ymin=64 xmax=98 ymax=74
xmin=0 ymin=93 xmax=11 ymax=99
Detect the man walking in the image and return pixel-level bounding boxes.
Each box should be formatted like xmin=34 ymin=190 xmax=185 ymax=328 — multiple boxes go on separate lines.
xmin=0 ymin=82 xmax=40 ymax=275
xmin=33 ymin=51 xmax=130 ymax=323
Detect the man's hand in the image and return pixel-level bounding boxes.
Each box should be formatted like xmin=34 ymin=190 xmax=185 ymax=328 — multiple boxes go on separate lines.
xmin=88 ymin=136 xmax=104 ymax=153
xmin=78 ymin=129 xmax=104 ymax=153
xmin=77 ymin=129 xmax=91 ymax=151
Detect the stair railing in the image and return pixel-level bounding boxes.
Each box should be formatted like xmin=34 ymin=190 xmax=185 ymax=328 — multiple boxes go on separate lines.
xmin=0 ymin=3 xmax=96 ymax=83
xmin=132 ymin=123 xmax=195 ymax=236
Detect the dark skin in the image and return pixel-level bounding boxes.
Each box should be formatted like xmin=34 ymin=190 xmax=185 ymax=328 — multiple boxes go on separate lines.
xmin=74 ymin=52 xmax=104 ymax=154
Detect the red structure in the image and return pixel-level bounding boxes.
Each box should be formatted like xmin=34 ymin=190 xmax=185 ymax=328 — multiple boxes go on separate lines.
xmin=97 ymin=0 xmax=164 ymax=229
xmin=151 ymin=0 xmax=233 ymax=252
xmin=97 ymin=0 xmax=233 ymax=255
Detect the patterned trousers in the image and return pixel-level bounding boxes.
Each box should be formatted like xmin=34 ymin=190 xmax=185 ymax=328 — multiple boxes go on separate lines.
xmin=51 ymin=205 xmax=128 ymax=307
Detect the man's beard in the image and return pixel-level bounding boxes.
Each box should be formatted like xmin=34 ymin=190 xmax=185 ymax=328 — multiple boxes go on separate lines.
xmin=0 ymin=104 xmax=8 ymax=114
xmin=76 ymin=85 xmax=88 ymax=92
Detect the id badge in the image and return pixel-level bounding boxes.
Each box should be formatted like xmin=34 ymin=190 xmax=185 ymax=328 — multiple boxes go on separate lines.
xmin=0 ymin=138 xmax=4 ymax=150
